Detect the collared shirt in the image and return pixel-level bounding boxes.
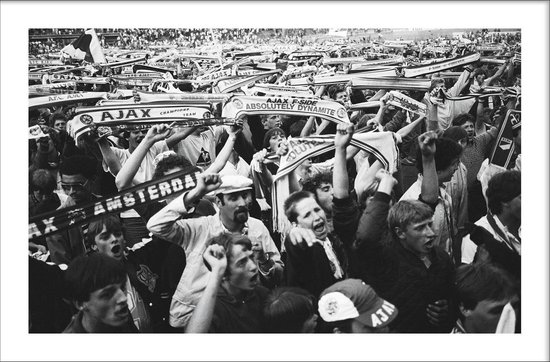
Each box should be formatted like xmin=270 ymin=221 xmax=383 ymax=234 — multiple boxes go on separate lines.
xmin=146 ymin=194 xmax=282 ymax=328
xmin=461 ymin=214 xmax=521 ymax=264
xmin=451 ymin=319 xmax=467 ymax=333
xmin=400 ymin=176 xmax=455 ymax=256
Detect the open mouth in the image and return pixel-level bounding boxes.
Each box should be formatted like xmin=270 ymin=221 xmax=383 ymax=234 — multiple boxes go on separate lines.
xmin=111 ymin=244 xmax=122 ymax=255
xmin=313 ymin=221 xmax=326 ymax=233
xmin=425 ymin=238 xmax=435 ymax=249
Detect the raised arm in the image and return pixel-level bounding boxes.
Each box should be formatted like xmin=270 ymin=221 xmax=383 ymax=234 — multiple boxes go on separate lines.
xmin=418 ymin=131 xmax=439 ymax=205
xmin=185 ymin=244 xmax=227 ymax=333
xmin=333 ymin=123 xmax=355 ymax=199
xmin=115 ymin=124 xmax=172 ymax=190
xmin=448 ymin=66 xmax=474 ymax=97
xmin=98 ymin=137 xmax=122 ymax=176
xmin=146 ymin=173 xmax=222 ymax=245
xmin=483 ymin=60 xmax=508 ymax=86
xmin=205 ymin=124 xmax=242 ymax=174
xmin=165 ymin=125 xmax=199 ymax=149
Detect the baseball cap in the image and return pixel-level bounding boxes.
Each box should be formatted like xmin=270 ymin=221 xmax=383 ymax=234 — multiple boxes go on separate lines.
xmin=318 ymin=279 xmax=398 ymax=329
xmin=214 ymin=175 xmax=253 ymax=195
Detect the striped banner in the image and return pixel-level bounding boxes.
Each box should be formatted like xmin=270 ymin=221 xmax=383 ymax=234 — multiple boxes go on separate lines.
xmin=243 ymin=84 xmax=314 ymax=97
xmin=386 ymin=91 xmax=427 ymax=116
xmin=99 ymin=56 xmax=148 ymax=69
xmin=222 ymin=95 xmax=350 ymax=124
xmin=29 ymin=169 xmax=200 ymax=241
xmin=29 ymin=82 xmax=78 ymax=96
xmin=350 ymin=77 xmax=431 ymax=91
xmin=48 ymin=74 xmax=110 ymax=85
xmin=29 ymin=92 xmax=107 ymax=109
xmin=403 ymin=53 xmax=480 ymax=78
xmin=288 ymin=69 xmax=398 ymax=86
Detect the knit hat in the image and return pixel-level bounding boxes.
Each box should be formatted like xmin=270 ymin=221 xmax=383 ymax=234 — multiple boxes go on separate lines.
xmin=318 ymin=279 xmax=398 ymax=329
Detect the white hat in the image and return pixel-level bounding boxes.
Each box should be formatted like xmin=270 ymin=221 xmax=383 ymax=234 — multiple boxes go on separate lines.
xmin=213 ymin=175 xmax=253 ymax=195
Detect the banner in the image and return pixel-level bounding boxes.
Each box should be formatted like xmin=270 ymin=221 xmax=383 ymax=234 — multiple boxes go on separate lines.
xmin=222 ymin=95 xmax=350 ymax=124
xmin=350 ymin=77 xmax=431 ymax=91
xmin=132 ymin=64 xmax=176 ymax=75
xmin=135 ymin=91 xmax=231 ymax=104
xmin=324 ymin=56 xmax=403 ymax=66
xmin=213 ymin=70 xmax=280 ymax=93
xmin=48 ymin=74 xmax=110 ymax=84
xmin=403 ymin=53 xmax=480 ymax=78
xmin=489 ymin=109 xmax=521 ymax=168
xmin=273 ymin=132 xmax=399 ymax=182
xmin=29 ymin=59 xmax=65 ymax=67
xmin=29 ymin=92 xmax=107 ymax=109
xmin=29 ymin=169 xmax=200 ymax=241
xmin=288 ymin=69 xmax=397 ymax=86
xmin=29 ymin=82 xmax=78 ymax=96
xmin=385 ymin=91 xmax=427 ymax=116
xmin=68 ymin=104 xmax=213 ymax=141
xmin=99 ymin=56 xmax=148 ymax=69
xmin=283 ymin=65 xmax=318 ymax=78
xmin=243 ymin=84 xmax=314 ymax=97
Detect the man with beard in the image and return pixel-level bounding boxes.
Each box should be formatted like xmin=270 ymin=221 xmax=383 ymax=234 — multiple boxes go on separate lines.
xmin=283 ymin=191 xmax=347 ymax=298
xmin=147 ymin=174 xmax=283 ymax=329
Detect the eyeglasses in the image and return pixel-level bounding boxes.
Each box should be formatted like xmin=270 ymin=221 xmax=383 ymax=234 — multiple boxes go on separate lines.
xmin=59 ymin=179 xmax=89 ymax=192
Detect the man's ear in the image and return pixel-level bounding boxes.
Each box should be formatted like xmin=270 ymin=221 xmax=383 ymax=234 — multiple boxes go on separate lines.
xmin=394 ymin=226 xmax=406 ymax=240
xmin=91 ymin=244 xmax=98 ymax=252
xmin=74 ymin=300 xmax=85 ymax=311
xmin=215 ymin=195 xmax=224 ymax=208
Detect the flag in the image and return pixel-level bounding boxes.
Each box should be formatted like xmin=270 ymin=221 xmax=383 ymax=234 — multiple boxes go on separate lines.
xmin=61 ymin=29 xmax=106 ymax=63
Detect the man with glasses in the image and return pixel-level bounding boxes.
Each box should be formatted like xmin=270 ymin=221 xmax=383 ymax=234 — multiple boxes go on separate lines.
xmin=46 ymin=155 xmax=99 ymax=265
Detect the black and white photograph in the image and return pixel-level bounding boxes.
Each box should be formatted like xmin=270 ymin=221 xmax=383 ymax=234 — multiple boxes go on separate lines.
xmin=1 ymin=2 xmax=548 ymax=361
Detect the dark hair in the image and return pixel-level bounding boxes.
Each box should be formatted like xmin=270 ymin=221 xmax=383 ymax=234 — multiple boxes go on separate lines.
xmin=206 ymin=233 xmax=252 ymax=278
xmin=318 ymin=318 xmax=354 ymax=333
xmin=284 ymin=191 xmax=315 ymax=223
xmin=301 ymin=172 xmax=332 ymax=198
xmin=486 ymin=170 xmax=521 ymax=215
xmin=388 ymin=200 xmax=434 ymax=238
xmin=263 ymin=127 xmax=286 ymax=150
xmin=59 ymin=155 xmax=97 ymax=180
xmin=442 ymin=126 xmax=468 ymax=143
xmin=472 ymin=68 xmax=487 ymax=78
xmin=429 ymin=77 xmax=445 ymax=92
xmin=86 ymin=215 xmax=124 ymax=251
xmin=263 ymin=287 xmax=316 ymax=333
xmin=49 ymin=112 xmax=67 ymax=127
xmin=152 ymin=154 xmax=195 ymax=180
xmin=64 ymin=253 xmax=127 ymax=303
xmin=415 ymin=137 xmax=463 ymax=173
xmin=451 ymin=113 xmax=475 ymax=127
xmin=289 ymin=120 xmax=306 ymax=137
xmin=328 ymin=84 xmax=346 ymax=100
xmin=455 ymin=262 xmax=517 ymax=311
xmin=31 ymin=168 xmax=56 ymax=193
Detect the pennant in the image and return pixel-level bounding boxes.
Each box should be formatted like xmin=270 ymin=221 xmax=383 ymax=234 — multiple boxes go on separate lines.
xmin=222 ymin=95 xmax=350 ymax=124
xmin=61 ymin=29 xmax=106 ymax=63
xmin=29 ymin=169 xmax=200 ymax=241
xmin=489 ymin=109 xmax=520 ymax=168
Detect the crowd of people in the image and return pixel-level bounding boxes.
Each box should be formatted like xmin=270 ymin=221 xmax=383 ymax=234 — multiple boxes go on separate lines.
xmin=28 ymin=27 xmax=521 ymax=335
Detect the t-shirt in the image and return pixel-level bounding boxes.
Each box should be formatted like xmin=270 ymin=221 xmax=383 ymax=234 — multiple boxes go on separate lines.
xmin=174 ymin=127 xmax=224 ymax=170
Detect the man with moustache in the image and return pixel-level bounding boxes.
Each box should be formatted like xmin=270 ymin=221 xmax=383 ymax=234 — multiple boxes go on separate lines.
xmin=147 ymin=174 xmax=283 ymax=329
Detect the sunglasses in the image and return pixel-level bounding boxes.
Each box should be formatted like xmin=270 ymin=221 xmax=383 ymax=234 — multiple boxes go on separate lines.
xmin=60 ymin=179 xmax=89 ymax=192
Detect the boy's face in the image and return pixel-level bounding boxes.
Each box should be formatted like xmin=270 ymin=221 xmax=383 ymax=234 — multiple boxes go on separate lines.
xmin=294 ymin=197 xmax=328 ymax=240
xmin=437 ymin=158 xmax=460 ymax=183
xmin=396 ymin=218 xmax=436 ymax=257
xmin=84 ymin=281 xmax=130 ymax=328
xmin=464 ymin=295 xmax=519 ymax=333
xmin=315 ymin=182 xmax=334 ymax=214
xmin=461 ymin=121 xmax=475 ymax=138
xmin=93 ymin=225 xmax=127 ymax=261
xmin=227 ymin=244 xmax=258 ymax=291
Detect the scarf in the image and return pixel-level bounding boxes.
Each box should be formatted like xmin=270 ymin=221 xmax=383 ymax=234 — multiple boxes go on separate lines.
xmin=29 ymin=169 xmax=201 ymax=241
